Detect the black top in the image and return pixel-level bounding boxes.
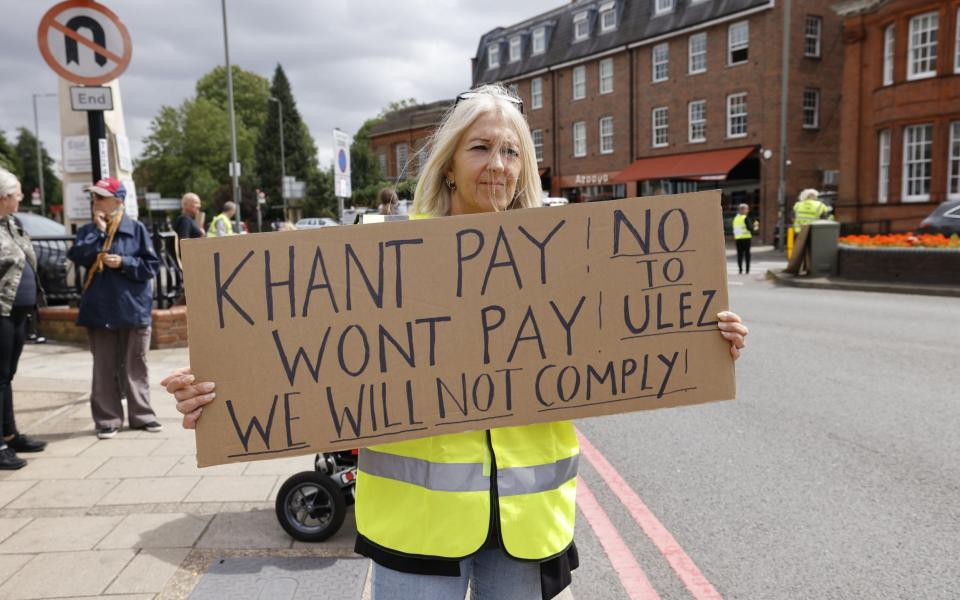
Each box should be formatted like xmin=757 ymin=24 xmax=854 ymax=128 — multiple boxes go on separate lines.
xmin=173 ymin=214 xmax=203 ymax=241
xmin=12 ymin=261 xmax=37 ymax=308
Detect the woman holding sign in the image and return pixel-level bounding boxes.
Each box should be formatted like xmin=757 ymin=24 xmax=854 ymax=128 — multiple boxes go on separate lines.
xmin=164 ymin=85 xmax=749 ymax=599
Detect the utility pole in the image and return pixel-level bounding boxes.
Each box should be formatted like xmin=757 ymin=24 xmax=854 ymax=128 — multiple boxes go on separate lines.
xmin=268 ymin=97 xmax=287 ymax=222
xmin=776 ymin=0 xmax=792 ymax=250
xmin=221 ymin=0 xmax=241 ymax=230
xmin=31 ymin=93 xmax=57 ymax=216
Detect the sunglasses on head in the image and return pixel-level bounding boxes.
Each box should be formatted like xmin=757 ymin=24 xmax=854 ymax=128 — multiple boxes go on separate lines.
xmin=455 ymin=91 xmax=523 ymax=114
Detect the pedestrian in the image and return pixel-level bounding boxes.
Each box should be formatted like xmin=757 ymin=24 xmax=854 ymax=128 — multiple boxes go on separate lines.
xmin=377 ymin=187 xmax=399 ymax=216
xmin=732 ymin=203 xmax=758 ymax=274
xmin=162 ymin=85 xmax=750 ymax=599
xmin=173 ymin=192 xmax=205 ymax=247
xmin=67 ymin=177 xmax=163 ymax=439
xmin=206 ymin=201 xmax=237 ymax=237
xmin=0 ymin=167 xmax=47 ymax=469
xmin=792 ymin=188 xmax=831 ymax=233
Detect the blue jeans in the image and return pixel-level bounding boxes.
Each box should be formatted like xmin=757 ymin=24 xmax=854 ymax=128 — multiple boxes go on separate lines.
xmin=372 ymin=549 xmax=542 ymax=600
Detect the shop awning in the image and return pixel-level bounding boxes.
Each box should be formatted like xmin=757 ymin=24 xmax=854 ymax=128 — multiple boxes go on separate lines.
xmin=611 ymin=146 xmax=756 ymax=183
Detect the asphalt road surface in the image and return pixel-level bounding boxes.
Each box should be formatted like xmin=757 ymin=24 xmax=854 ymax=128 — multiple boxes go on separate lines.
xmin=567 ymin=263 xmax=959 ymax=600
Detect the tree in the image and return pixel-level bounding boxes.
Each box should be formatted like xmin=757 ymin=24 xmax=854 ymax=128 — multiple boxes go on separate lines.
xmin=14 ymin=128 xmax=60 ymax=209
xmin=256 ymin=64 xmax=323 ymax=218
xmin=196 ymin=66 xmax=271 ymax=135
xmin=349 ymin=117 xmax=384 ymax=207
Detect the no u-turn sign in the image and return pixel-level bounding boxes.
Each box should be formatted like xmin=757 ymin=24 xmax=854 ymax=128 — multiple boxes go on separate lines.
xmin=37 ymin=0 xmax=132 ymax=85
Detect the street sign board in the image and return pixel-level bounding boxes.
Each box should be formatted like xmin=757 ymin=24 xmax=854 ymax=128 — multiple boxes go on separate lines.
xmin=115 ymin=133 xmax=132 ymax=172
xmin=31 ymin=189 xmax=41 ymax=206
xmin=69 ymin=86 xmax=113 ymax=111
xmin=63 ymin=136 xmax=91 ymax=173
xmin=147 ymin=197 xmax=181 ymax=211
xmin=37 ymin=1 xmax=133 ymax=86
xmin=333 ymin=129 xmax=352 ymax=199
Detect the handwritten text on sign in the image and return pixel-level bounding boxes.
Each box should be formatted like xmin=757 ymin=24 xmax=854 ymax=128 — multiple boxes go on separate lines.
xmin=181 ymin=192 xmax=734 ymax=467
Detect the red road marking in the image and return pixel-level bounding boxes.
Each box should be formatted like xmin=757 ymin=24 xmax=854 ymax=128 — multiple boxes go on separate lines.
xmin=576 ymin=475 xmax=662 ymax=600
xmin=578 ymin=430 xmax=724 ymax=600
xmin=50 ymin=20 xmax=125 ymax=65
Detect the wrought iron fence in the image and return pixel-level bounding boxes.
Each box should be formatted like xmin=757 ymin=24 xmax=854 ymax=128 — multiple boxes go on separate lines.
xmin=31 ymin=231 xmax=184 ymax=309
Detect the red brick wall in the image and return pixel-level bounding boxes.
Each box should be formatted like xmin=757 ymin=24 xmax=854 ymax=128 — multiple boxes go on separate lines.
xmin=38 ymin=305 xmax=190 ymax=350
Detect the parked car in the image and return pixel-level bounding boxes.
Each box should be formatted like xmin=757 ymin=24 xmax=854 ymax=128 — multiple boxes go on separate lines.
xmin=340 ymin=207 xmax=371 ymax=226
xmin=14 ymin=212 xmax=74 ymax=305
xmin=296 ymin=217 xmax=340 ymax=230
xmin=543 ymin=197 xmax=569 ymax=207
xmin=919 ymin=199 xmax=960 ymax=235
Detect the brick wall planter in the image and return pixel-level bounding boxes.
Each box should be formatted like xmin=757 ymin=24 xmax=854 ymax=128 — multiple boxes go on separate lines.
xmin=38 ymin=305 xmax=189 ymax=349
xmin=837 ymin=246 xmax=960 ymax=285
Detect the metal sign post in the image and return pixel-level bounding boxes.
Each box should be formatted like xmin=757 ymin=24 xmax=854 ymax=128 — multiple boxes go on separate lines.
xmin=333 ymin=128 xmax=352 ymax=220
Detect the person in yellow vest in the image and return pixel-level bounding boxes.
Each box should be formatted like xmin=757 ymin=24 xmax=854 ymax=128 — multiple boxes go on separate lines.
xmin=732 ymin=203 xmax=759 ymax=274
xmin=792 ymin=188 xmax=831 ymax=234
xmin=161 ymin=85 xmax=750 ymax=600
xmin=206 ymin=201 xmax=236 ymax=237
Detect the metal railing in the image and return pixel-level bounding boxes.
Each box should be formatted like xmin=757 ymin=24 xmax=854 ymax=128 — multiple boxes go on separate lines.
xmin=31 ymin=231 xmax=184 ymax=309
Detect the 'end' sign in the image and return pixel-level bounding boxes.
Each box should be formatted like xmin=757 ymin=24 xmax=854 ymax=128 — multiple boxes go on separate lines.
xmin=70 ymin=86 xmax=113 ymax=111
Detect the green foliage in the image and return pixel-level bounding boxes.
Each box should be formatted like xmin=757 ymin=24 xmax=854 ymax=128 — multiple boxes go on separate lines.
xmin=349 ymin=117 xmax=384 ymax=208
xmin=196 ymin=66 xmax=271 ymax=134
xmin=14 ymin=128 xmax=60 ymax=208
xmin=380 ymin=98 xmax=419 ymax=117
xmin=0 ymin=129 xmax=21 ymax=174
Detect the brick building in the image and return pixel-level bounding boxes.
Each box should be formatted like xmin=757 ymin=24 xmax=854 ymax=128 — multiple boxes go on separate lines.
xmin=367 ymin=100 xmax=450 ymax=180
xmin=472 ymin=0 xmax=846 ymax=242
xmin=833 ymin=0 xmax=960 ymax=232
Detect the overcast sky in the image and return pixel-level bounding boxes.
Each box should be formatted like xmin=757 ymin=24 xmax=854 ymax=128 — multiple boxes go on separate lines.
xmin=1 ymin=0 xmax=559 ymax=173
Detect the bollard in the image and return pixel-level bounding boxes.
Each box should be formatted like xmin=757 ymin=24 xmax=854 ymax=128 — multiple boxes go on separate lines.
xmin=787 ymin=227 xmax=794 ymax=259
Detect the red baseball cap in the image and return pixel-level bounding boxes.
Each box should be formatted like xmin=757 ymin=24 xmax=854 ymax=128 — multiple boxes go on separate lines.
xmin=85 ymin=177 xmax=126 ymax=200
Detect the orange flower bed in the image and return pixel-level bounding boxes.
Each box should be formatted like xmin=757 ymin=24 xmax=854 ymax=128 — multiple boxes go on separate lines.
xmin=839 ymin=233 xmax=960 ymax=248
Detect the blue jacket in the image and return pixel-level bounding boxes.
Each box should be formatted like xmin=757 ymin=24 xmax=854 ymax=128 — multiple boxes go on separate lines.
xmin=68 ymin=216 xmax=159 ymax=328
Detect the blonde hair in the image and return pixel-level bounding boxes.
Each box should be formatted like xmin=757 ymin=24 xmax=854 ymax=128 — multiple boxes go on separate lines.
xmin=412 ymin=84 xmax=542 ymax=217
xmin=0 ymin=167 xmax=19 ymax=198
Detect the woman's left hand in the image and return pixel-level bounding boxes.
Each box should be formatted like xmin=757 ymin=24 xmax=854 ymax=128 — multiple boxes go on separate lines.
xmin=717 ymin=311 xmax=748 ymax=360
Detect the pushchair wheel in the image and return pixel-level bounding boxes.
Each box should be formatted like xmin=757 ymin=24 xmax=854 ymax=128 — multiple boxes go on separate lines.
xmin=275 ymin=471 xmax=346 ymax=542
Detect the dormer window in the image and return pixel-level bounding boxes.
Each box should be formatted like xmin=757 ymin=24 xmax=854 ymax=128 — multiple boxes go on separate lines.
xmin=509 ymin=36 xmax=522 ymax=62
xmin=532 ymin=27 xmax=546 ymax=55
xmin=600 ymin=1 xmax=617 ymax=33
xmin=574 ymin=11 xmax=590 ymax=42
xmin=488 ymin=43 xmax=500 ymax=69
xmin=655 ymin=0 xmax=674 ymax=16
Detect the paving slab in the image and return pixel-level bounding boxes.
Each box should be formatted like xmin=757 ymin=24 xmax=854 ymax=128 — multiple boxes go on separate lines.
xmin=167 ymin=454 xmax=247 ymax=477
xmin=107 ymin=547 xmax=191 ymax=594
xmin=33 ymin=433 xmax=98 ymax=457
xmin=0 ymin=515 xmax=122 ymax=553
xmin=97 ymin=513 xmax=212 ymax=549
xmin=0 ymin=553 xmax=31 ymax=584
xmin=188 ymin=556 xmax=369 ymax=600
xmin=99 ymin=476 xmax=199 ymax=505
xmin=0 ymin=481 xmax=36 ymax=509
xmin=87 ymin=455 xmax=181 ymax=479
xmin=5 ymin=478 xmax=119 ymax=508
xmin=0 ymin=456 xmax=106 ymax=480
xmin=196 ymin=510 xmax=293 ymax=549
xmin=151 ymin=436 xmax=197 ymax=456
xmin=0 ymin=549 xmax=135 ymax=599
xmin=0 ymin=518 xmax=31 ymax=544
xmin=185 ymin=475 xmax=278 ymax=503
xmin=80 ymin=438 xmax=166 ymax=458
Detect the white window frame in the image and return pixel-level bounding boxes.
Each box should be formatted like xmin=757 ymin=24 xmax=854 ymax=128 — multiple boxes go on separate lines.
xmin=532 ymin=27 xmax=546 ymax=55
xmin=599 ymin=116 xmax=614 ymax=154
xmin=901 ymin=124 xmax=933 ymax=202
xmin=652 ymin=43 xmax=669 ymax=82
xmin=949 ymin=121 xmax=960 ymax=199
xmin=531 ymin=77 xmax=543 ymax=110
xmin=572 ymin=65 xmax=586 ymax=100
xmin=956 ymin=8 xmax=960 ymax=73
xmin=689 ymin=32 xmax=707 ymax=74
xmin=804 ymin=16 xmax=822 ymax=58
xmin=378 ymin=153 xmax=388 ymax=177
xmin=655 ymin=0 xmax=674 ymax=17
xmin=395 ymin=143 xmax=408 ymax=174
xmin=726 ymin=93 xmax=747 ymax=138
xmin=802 ymin=88 xmax=820 ymax=130
xmin=488 ymin=43 xmax=500 ymax=69
xmin=574 ymin=11 xmax=590 ymax=42
xmin=883 ymin=24 xmax=895 ymax=86
xmin=652 ymin=107 xmax=669 ymax=148
xmin=600 ymin=1 xmax=617 ymax=33
xmin=728 ymin=21 xmax=749 ymax=65
xmin=532 ymin=129 xmax=544 ymax=163
xmin=573 ymin=121 xmax=587 ymax=157
xmin=907 ymin=12 xmax=938 ymax=81
xmin=599 ymin=58 xmax=614 ymax=94
xmin=508 ymin=83 xmax=519 ymax=98
xmin=878 ymin=129 xmax=891 ymax=204
xmin=509 ymin=36 xmax=522 ymax=63
xmin=689 ymin=100 xmax=706 ymax=143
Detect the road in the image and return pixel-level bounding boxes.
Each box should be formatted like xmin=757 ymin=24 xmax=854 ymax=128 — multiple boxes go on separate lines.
xmin=568 ymin=257 xmax=959 ymax=599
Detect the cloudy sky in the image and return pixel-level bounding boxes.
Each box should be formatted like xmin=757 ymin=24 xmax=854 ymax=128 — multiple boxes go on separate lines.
xmin=1 ymin=0 xmax=559 ymax=171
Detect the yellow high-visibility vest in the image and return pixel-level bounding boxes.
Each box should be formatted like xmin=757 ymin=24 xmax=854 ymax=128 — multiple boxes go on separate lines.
xmin=792 ymin=199 xmax=827 ymax=232
xmin=732 ymin=214 xmax=752 ymax=240
xmin=206 ymin=213 xmax=235 ymax=237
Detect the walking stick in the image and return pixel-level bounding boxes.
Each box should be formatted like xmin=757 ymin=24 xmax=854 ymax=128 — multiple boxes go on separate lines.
xmin=82 ymin=205 xmax=125 ymax=291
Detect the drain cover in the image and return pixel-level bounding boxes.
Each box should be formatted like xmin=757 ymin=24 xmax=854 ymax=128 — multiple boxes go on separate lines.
xmin=189 ymin=556 xmax=369 ymax=600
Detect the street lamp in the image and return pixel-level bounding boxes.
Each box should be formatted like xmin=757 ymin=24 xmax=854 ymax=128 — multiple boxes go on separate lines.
xmin=220 ymin=0 xmax=241 ymax=230
xmin=267 ymin=96 xmax=287 ymax=222
xmin=32 ymin=93 xmax=57 ymax=216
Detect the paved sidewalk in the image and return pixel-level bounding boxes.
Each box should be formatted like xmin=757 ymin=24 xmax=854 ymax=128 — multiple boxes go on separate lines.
xmin=0 ymin=342 xmax=361 ymax=600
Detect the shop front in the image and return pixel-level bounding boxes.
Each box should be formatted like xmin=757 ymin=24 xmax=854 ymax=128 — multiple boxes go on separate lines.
xmin=555 ymin=171 xmax=630 ymax=203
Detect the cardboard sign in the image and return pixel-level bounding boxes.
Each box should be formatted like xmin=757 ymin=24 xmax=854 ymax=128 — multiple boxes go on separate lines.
xmin=182 ymin=192 xmax=734 ymax=467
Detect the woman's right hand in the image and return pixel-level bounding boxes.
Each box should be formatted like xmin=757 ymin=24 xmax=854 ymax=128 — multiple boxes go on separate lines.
xmin=160 ymin=368 xmax=216 ymax=429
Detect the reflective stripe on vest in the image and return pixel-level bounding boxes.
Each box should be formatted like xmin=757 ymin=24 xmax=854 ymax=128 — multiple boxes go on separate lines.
xmin=498 ymin=454 xmax=579 ymax=497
